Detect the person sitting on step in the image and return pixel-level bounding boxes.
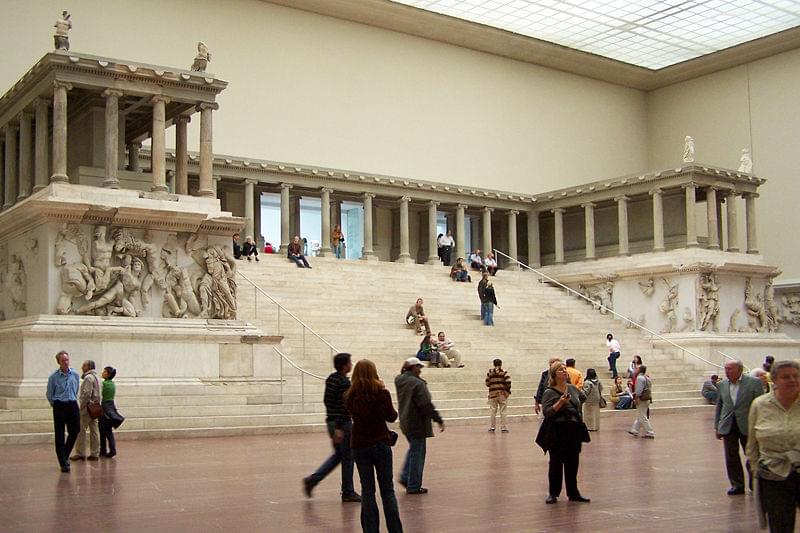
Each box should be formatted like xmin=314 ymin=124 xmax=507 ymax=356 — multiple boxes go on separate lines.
xmin=405 ymin=298 xmax=431 ymax=335
xmin=232 ymin=233 xmax=242 ymax=260
xmin=242 ymin=235 xmax=259 ymax=262
xmin=433 ymin=331 xmax=464 ymax=368
xmin=468 ymin=249 xmax=484 ymax=271
xmin=450 ymin=258 xmax=470 ymax=282
xmin=288 ymin=235 xmax=311 ymax=268
xmin=416 ymin=333 xmax=440 ymax=367
xmin=483 ymin=252 xmax=498 ymax=276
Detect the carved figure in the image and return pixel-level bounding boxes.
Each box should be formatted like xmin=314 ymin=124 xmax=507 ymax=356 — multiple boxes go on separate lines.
xmin=728 ymin=309 xmax=741 ymax=333
xmin=763 ymin=278 xmax=779 ymax=332
xmin=53 ymin=11 xmax=72 ymax=50
xmin=659 ymin=279 xmax=679 ymax=333
xmin=111 ymin=228 xmax=163 ymax=287
xmin=26 ymin=238 xmax=39 ymax=258
xmin=89 ymin=226 xmax=118 ymax=293
xmin=638 ymin=278 xmax=655 ymax=297
xmin=198 ymin=246 xmax=237 ymax=319
xmin=625 ymin=314 xmax=645 ymax=329
xmin=77 ymin=256 xmax=144 ymax=317
xmin=781 ymin=293 xmax=800 ymax=327
xmin=679 ymin=307 xmax=695 ymax=332
xmin=583 ymin=282 xmax=613 ymax=314
xmin=738 ymin=148 xmax=753 ymax=173
xmin=744 ymin=278 xmax=768 ymax=332
xmin=683 ymin=136 xmax=695 ymax=163
xmin=697 ymin=272 xmax=720 ymax=332
xmin=191 ymin=41 xmax=211 ymax=72
xmin=7 ymin=255 xmax=27 ymax=314
xmin=55 ymin=224 xmax=95 ymax=315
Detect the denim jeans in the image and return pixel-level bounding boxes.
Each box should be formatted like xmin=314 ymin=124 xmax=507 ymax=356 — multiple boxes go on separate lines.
xmin=399 ymin=436 xmax=427 ymax=491
xmin=333 ymin=242 xmax=343 ymax=259
xmin=480 ymin=301 xmax=486 ymax=320
xmin=483 ymin=302 xmax=494 ymax=326
xmin=308 ymin=420 xmax=355 ymax=495
xmin=607 ymin=351 xmax=620 ymax=378
xmin=353 ymin=443 xmax=403 ymax=533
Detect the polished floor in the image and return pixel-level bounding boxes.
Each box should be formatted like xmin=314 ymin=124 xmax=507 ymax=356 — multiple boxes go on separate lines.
xmin=0 ymin=410 xmax=764 ymax=533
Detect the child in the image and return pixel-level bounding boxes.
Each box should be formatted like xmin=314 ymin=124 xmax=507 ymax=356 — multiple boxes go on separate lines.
xmin=99 ymin=366 xmax=124 ymax=458
xmin=485 ymin=358 xmax=511 ymax=433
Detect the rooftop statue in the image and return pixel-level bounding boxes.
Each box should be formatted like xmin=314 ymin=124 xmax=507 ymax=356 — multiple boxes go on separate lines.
xmin=738 ymin=148 xmax=753 ymax=173
xmin=53 ymin=11 xmax=72 ymax=51
xmin=682 ymin=136 xmax=695 ymax=163
xmin=191 ymin=41 xmax=211 ymax=72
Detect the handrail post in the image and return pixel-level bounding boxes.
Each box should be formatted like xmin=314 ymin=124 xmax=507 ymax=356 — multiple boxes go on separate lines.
xmin=303 ymin=327 xmax=306 ymax=360
xmin=301 ymin=371 xmax=305 ymax=411
xmin=254 ymin=285 xmax=257 ymax=318
xmin=279 ymin=353 xmax=284 ymax=399
xmin=277 ymin=307 xmax=281 ymax=335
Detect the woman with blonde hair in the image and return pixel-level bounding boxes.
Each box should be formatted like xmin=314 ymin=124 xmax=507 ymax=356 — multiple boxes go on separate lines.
xmin=344 ymin=360 xmax=402 ymax=533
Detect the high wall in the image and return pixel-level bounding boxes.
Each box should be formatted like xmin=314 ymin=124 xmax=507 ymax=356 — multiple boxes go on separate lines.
xmin=647 ymin=48 xmax=800 ymax=283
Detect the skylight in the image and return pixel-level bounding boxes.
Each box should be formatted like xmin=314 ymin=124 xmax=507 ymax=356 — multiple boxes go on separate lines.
xmin=389 ymin=0 xmax=800 ymax=69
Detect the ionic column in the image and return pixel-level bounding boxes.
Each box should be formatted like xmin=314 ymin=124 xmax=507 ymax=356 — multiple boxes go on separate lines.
xmin=725 ymin=191 xmax=740 ymax=252
xmin=362 ymin=193 xmax=376 ymax=260
xmin=552 ymin=208 xmax=565 ymax=265
xmin=616 ymin=196 xmax=630 ymax=256
xmin=683 ymin=183 xmax=698 ymax=248
xmin=650 ymin=188 xmax=665 ymax=251
xmin=33 ymin=98 xmax=49 ymax=192
xmin=582 ymin=202 xmax=596 ymax=260
xmin=4 ymin=123 xmax=18 ymax=209
xmin=197 ymin=103 xmax=217 ymax=197
xmin=706 ymin=187 xmax=720 ymax=250
xmin=319 ymin=188 xmax=332 ymax=257
xmin=482 ymin=207 xmax=493 ymax=255
xmin=528 ymin=210 xmax=541 ymax=268
xmin=507 ymin=210 xmax=519 ymax=269
xmin=427 ymin=200 xmax=440 ymax=265
xmin=127 ymin=142 xmax=141 ymax=172
xmin=17 ymin=111 xmax=33 ymax=200
xmin=244 ymin=178 xmax=256 ymax=238
xmin=174 ymin=115 xmax=190 ymax=195
xmin=397 ymin=196 xmax=413 ymax=263
xmin=102 ymin=89 xmax=123 ymax=188
xmin=279 ymin=183 xmax=292 ymax=253
xmin=150 ymin=95 xmax=170 ymax=192
xmin=455 ymin=204 xmax=466 ymax=262
xmin=745 ymin=193 xmax=759 ymax=254
xmin=50 ymin=81 xmax=72 ymax=183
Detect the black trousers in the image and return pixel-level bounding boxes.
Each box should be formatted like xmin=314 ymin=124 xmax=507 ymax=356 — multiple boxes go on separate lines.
xmin=548 ymin=423 xmax=582 ymax=498
xmin=441 ymin=246 xmax=452 ymax=266
xmin=760 ymin=471 xmax=799 ymax=533
xmin=723 ymin=419 xmax=750 ymax=490
xmin=99 ymin=417 xmax=116 ymax=455
xmin=52 ymin=400 xmax=80 ymax=466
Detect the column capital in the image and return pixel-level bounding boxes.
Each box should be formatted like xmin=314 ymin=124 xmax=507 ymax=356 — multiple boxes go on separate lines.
xmin=102 ymin=88 xmax=123 ymax=99
xmin=245 ymin=178 xmax=259 ymax=186
xmin=53 ymin=80 xmax=73 ymax=91
xmin=743 ymin=192 xmax=760 ymax=199
xmin=614 ymin=195 xmax=629 ymax=203
xmin=320 ymin=187 xmax=334 ymax=194
xmin=17 ymin=110 xmax=34 ymax=121
xmin=721 ymin=189 xmax=738 ymax=198
xmin=280 ymin=182 xmax=293 ymax=190
xmin=399 ymin=195 xmax=411 ymax=203
xmin=649 ymin=187 xmax=663 ymax=196
xmin=508 ymin=209 xmax=519 ymax=216
xmin=363 ymin=192 xmax=375 ymax=200
xmin=212 ymin=175 xmax=222 ymax=182
xmin=174 ymin=114 xmax=191 ymax=124
xmin=457 ymin=203 xmax=468 ymax=210
xmin=196 ymin=102 xmax=220 ymax=112
xmin=580 ymin=202 xmax=595 ymax=209
xmin=551 ymin=207 xmax=565 ymax=214
xmin=482 ymin=206 xmax=494 ymax=212
xmin=681 ymin=181 xmax=697 ymax=190
xmin=428 ymin=200 xmax=440 ymax=207
xmin=151 ymin=95 xmax=171 ymax=105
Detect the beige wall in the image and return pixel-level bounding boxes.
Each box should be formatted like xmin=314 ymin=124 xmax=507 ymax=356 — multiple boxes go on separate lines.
xmin=647 ymin=48 xmax=800 ymax=282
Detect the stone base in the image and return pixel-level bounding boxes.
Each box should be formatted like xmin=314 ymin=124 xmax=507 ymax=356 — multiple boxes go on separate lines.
xmin=360 ymin=253 xmax=380 ymax=262
xmin=396 ymin=255 xmax=414 ymax=264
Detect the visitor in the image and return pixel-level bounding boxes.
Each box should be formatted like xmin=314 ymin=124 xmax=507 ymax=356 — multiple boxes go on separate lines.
xmin=477 ymin=271 xmax=489 ymax=320
xmin=483 ymin=252 xmax=498 ymax=276
xmin=746 ymin=360 xmax=800 ymax=533
xmin=534 ymin=357 xmax=561 ymax=416
xmin=582 ymin=368 xmax=603 ymax=431
xmin=303 ymin=237 xmax=309 ymax=256
xmin=606 ymin=333 xmax=621 ymax=379
xmin=433 ymin=331 xmax=463 ymax=368
xmin=263 ymin=242 xmax=275 ymax=254
xmin=232 ymin=233 xmax=242 ymax=259
xmin=288 ymin=235 xmax=311 ymax=268
xmin=610 ymin=376 xmax=633 ymax=409
xmin=416 ymin=333 xmax=440 ymax=367
xmin=564 ymin=358 xmax=583 ymax=389
xmin=449 ymin=257 xmax=470 ymax=282
xmin=405 ymin=298 xmax=431 ymax=335
xmin=242 ymin=235 xmax=259 ymax=261
xmin=485 ymin=358 xmax=511 ymax=433
xmin=71 ymin=360 xmax=101 ymax=461
xmin=343 ymin=359 xmax=403 ymax=533
xmin=303 ymin=353 xmax=361 ymax=503
xmin=537 ymin=361 xmax=590 ymax=504
xmin=468 ymin=249 xmax=484 ymax=270
xmin=627 ymin=365 xmax=655 ymax=439
xmin=714 ymin=360 xmax=764 ymax=495
xmin=752 ymin=368 xmax=771 ymax=393
xmin=395 ymin=357 xmax=445 ymax=495
xmin=99 ymin=366 xmax=124 ymax=459
xmin=627 ymin=354 xmax=643 ymax=380
xmin=701 ymin=374 xmax=720 ymax=404
xmin=438 ymin=231 xmax=454 ymax=266
xmin=436 ymin=233 xmax=444 ymax=263
xmin=331 ymin=224 xmax=345 ymax=259
xmin=482 ymin=280 xmax=497 ymax=326
xmin=46 ymin=350 xmax=80 ymax=473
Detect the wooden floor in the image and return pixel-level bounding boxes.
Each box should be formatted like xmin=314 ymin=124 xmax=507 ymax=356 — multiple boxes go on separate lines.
xmin=0 ymin=410 xmax=766 ymax=533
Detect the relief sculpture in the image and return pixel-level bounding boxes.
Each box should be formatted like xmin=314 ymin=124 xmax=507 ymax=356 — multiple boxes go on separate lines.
xmin=743 ymin=278 xmax=768 ymax=332
xmin=697 ymin=272 xmax=719 ymax=332
xmin=659 ymin=279 xmax=679 ymax=333
xmin=781 ymin=292 xmax=800 ymax=327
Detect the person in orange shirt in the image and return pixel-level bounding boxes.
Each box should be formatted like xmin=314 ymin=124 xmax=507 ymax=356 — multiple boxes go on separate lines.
xmin=565 ymin=358 xmax=583 ymax=389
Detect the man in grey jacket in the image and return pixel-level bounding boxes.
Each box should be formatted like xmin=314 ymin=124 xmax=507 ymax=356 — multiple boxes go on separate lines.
xmin=714 ymin=360 xmax=764 ymax=495
xmin=395 ymin=357 xmax=445 ymax=495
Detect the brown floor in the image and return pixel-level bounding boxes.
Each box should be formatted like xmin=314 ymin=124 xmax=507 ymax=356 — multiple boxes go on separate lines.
xmin=0 ymin=410 xmax=767 ymax=533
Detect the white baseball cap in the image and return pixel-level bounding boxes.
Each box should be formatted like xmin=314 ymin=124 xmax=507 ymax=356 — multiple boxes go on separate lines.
xmin=404 ymin=357 xmax=424 ymax=368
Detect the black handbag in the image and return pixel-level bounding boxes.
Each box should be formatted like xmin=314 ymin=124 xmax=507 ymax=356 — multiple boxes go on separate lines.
xmin=388 ymin=430 xmax=399 ymax=447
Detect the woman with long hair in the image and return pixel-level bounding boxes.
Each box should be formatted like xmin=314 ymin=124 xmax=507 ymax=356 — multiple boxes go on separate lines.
xmin=417 ymin=333 xmax=439 ymax=367
xmin=582 ymin=368 xmax=603 ymax=431
xmin=344 ymin=360 xmax=402 ymax=533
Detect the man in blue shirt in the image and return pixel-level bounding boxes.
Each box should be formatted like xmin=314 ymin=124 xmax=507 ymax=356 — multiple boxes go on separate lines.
xmin=46 ymin=351 xmax=80 ymax=472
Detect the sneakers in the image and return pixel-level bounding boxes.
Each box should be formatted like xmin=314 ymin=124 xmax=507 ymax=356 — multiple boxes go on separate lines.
xmin=627 ymin=430 xmax=638 ymax=437
xmin=488 ymin=427 xmax=495 ymax=432
xmin=302 ymin=477 xmax=315 ymax=498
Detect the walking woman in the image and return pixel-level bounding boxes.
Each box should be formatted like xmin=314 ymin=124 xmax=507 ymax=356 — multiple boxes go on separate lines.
xmin=746 ymin=360 xmax=800 ymax=533
xmin=536 ymin=361 xmax=590 ymax=504
xmin=344 ymin=360 xmax=403 ymax=533
xmin=582 ymin=368 xmax=603 ymax=431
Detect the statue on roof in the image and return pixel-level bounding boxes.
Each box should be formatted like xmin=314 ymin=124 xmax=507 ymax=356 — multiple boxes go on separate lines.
xmin=53 ymin=11 xmax=72 ymax=51
xmin=682 ymin=136 xmax=695 ymax=163
xmin=738 ymin=148 xmax=753 ymax=173
xmin=191 ymin=41 xmax=211 ymax=72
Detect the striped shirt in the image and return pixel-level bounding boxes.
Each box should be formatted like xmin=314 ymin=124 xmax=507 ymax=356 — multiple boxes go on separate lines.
xmin=324 ymin=372 xmax=351 ymax=427
xmin=486 ymin=368 xmax=511 ymax=399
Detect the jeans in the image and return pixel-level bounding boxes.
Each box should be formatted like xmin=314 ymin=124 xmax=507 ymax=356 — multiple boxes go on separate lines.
xmin=759 ymin=471 xmax=799 ymax=533
xmin=289 ymin=254 xmax=310 ymax=268
xmin=52 ymin=400 xmax=80 ymax=467
xmin=399 ymin=436 xmax=427 ymax=491
xmin=353 ymin=443 xmax=403 ymax=533
xmin=99 ymin=416 xmax=116 ymax=455
xmin=333 ymin=242 xmax=343 ymax=259
xmin=307 ymin=420 xmax=356 ymax=495
xmin=607 ymin=351 xmax=620 ymax=378
xmin=482 ymin=302 xmax=494 ymax=326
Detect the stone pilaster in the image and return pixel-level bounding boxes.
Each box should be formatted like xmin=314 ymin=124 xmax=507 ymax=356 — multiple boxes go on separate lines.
xmin=212 ymin=175 xmax=220 ymax=197
xmin=362 ymin=193 xmax=376 ymax=260
xmin=427 ymin=200 xmax=440 ymax=265
xmin=552 ymin=208 xmax=565 ymax=265
xmin=244 ymin=178 xmax=257 ymax=238
xmin=482 ymin=207 xmax=493 ymax=256
xmin=455 ymin=204 xmax=466 ymax=262
xmin=706 ymin=186 xmax=720 ymax=250
xmin=50 ymin=81 xmax=71 ymax=183
xmin=507 ymin=209 xmax=519 ymax=269
xmin=102 ymin=89 xmax=123 ymax=188
xmin=582 ymin=202 xmax=596 ymax=260
xmin=279 ymin=183 xmax=292 ymax=254
xmin=17 ymin=111 xmax=33 ymax=200
xmin=527 ymin=209 xmax=541 ymax=268
xmin=397 ymin=196 xmax=413 ymax=263
xmin=683 ymin=182 xmax=698 ymax=248
xmin=4 ymin=123 xmax=18 ymax=209
xmin=33 ymin=98 xmax=49 ymax=192
xmin=320 ymin=188 xmax=332 ymax=257
xmin=197 ymin=102 xmax=218 ymax=197
xmin=616 ymin=196 xmax=630 ymax=256
xmin=650 ymin=188 xmax=665 ymax=251
xmin=174 ymin=115 xmax=190 ymax=195
xmin=150 ymin=95 xmax=170 ymax=192
xmin=725 ymin=191 xmax=740 ymax=252
xmin=745 ymin=192 xmax=759 ymax=254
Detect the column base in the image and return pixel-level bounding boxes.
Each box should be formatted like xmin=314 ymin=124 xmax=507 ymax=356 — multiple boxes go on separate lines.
xmin=2 ymin=203 xmax=13 ymax=210
xmin=102 ymin=179 xmax=120 ymax=189
xmin=426 ymin=256 xmax=440 ymax=265
xmin=16 ymin=193 xmax=29 ymax=202
xmin=396 ymin=255 xmax=414 ymax=264
xmin=318 ymin=247 xmax=333 ymax=257
xmin=707 ymin=244 xmax=721 ymax=250
xmin=32 ymin=185 xmax=46 ymax=193
xmin=727 ymin=247 xmax=740 ymax=253
xmin=151 ymin=185 xmax=169 ymax=193
xmin=686 ymin=243 xmax=699 ymax=248
xmin=278 ymin=245 xmax=288 ymax=255
xmin=360 ymin=253 xmax=379 ymax=262
xmin=506 ymin=263 xmax=520 ymax=271
xmin=49 ymin=173 xmax=69 ymax=183
xmin=653 ymin=246 xmax=666 ymax=252
xmin=197 ymin=189 xmax=215 ymax=198
xmin=746 ymin=249 xmax=760 ymax=254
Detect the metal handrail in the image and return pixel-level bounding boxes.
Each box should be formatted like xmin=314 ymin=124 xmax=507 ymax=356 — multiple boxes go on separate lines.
xmin=273 ymin=346 xmax=325 ymax=411
xmin=716 ymin=349 xmax=752 ymax=373
xmin=493 ymin=249 xmax=723 ymax=370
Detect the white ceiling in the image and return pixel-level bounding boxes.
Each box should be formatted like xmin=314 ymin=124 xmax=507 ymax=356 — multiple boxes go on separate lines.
xmin=388 ymin=0 xmax=800 ymax=69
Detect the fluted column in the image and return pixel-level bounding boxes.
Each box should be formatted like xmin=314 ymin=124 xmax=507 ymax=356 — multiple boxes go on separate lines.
xmin=426 ymin=200 xmax=440 ymax=265
xmin=4 ymin=123 xmax=18 ymax=209
xmin=279 ymin=183 xmax=292 ymax=253
xmin=244 ymin=179 xmax=256 ymax=238
xmin=174 ymin=116 xmax=190 ymax=195
xmin=527 ymin=210 xmax=541 ymax=268
xmin=507 ymin=210 xmax=519 ymax=270
xmin=362 ymin=193 xmax=376 ymax=260
xmin=102 ymin=89 xmax=123 ymax=188
xmin=616 ymin=196 xmax=630 ymax=256
xmin=582 ymin=202 xmax=596 ymax=260
xmin=455 ymin=204 xmax=466 ymax=262
xmin=552 ymin=208 xmax=565 ymax=265
xmin=482 ymin=207 xmax=493 ymax=255
xmin=17 ymin=111 xmax=33 ymax=200
xmin=706 ymin=187 xmax=720 ymax=249
xmin=725 ymin=191 xmax=740 ymax=252
xmin=650 ymin=188 xmax=665 ymax=251
xmin=150 ymin=95 xmax=170 ymax=192
xmin=320 ymin=188 xmax=333 ymax=257
xmin=197 ymin=103 xmax=217 ymax=197
xmin=683 ymin=183 xmax=698 ymax=247
xmin=33 ymin=98 xmax=49 ymax=192
xmin=50 ymin=81 xmax=71 ymax=183
xmin=745 ymin=193 xmax=759 ymax=254
xmin=397 ymin=196 xmax=413 ymax=263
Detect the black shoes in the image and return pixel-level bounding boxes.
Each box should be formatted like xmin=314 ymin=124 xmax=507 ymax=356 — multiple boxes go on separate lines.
xmin=341 ymin=493 xmax=362 ymax=503
xmin=568 ymin=495 xmax=591 ymax=503
xmin=545 ymin=495 xmax=557 ymax=504
xmin=398 ymin=479 xmax=407 ymax=489
xmin=60 ymin=462 xmax=70 ymax=473
xmin=303 ymin=477 xmax=315 ymax=498
xmin=727 ymin=487 xmax=745 ymax=495
xmin=100 ymin=451 xmax=117 ymax=458
xmin=407 ymin=488 xmax=428 ymax=494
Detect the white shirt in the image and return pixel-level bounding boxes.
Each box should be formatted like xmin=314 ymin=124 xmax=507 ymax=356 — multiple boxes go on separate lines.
xmin=438 ymin=235 xmax=454 ymax=247
xmin=607 ymin=339 xmax=621 ymax=353
xmin=484 ymin=257 xmax=497 ymax=267
xmin=730 ymin=380 xmax=740 ymax=404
